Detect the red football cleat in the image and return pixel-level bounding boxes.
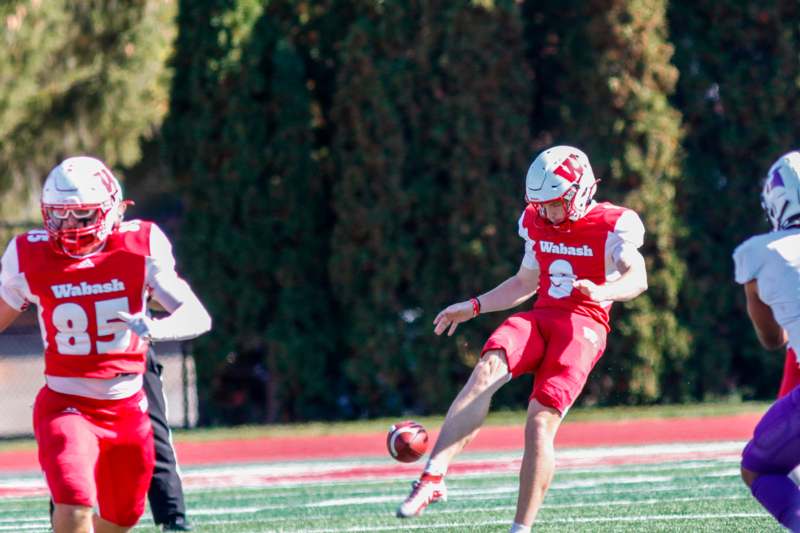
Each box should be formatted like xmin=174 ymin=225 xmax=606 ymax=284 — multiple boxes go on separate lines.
xmin=396 ymin=473 xmax=447 ymax=518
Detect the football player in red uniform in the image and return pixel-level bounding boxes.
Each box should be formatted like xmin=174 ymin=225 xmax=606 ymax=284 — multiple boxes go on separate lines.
xmin=397 ymin=146 xmax=648 ymax=532
xmin=0 ymin=157 xmax=211 ymax=533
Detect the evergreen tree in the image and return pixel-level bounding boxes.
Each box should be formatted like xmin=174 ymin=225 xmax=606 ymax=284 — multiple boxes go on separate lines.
xmin=331 ymin=0 xmax=533 ymax=415
xmin=523 ymin=0 xmax=689 ymax=403
xmin=0 ymin=0 xmax=174 ymax=224
xmin=163 ymin=0 xmax=269 ymax=422
xmin=230 ymin=17 xmax=339 ymax=421
xmin=163 ymin=1 xmax=350 ymax=421
xmin=670 ymin=1 xmax=800 ymax=399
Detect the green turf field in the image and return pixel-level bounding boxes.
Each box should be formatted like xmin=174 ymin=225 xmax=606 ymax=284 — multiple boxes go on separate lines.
xmin=0 ymin=449 xmax=780 ymax=532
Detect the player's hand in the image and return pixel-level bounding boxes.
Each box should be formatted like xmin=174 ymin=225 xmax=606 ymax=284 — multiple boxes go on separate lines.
xmin=117 ymin=311 xmax=156 ymax=341
xmin=433 ymin=301 xmax=475 ymax=336
xmin=573 ymin=279 xmax=608 ymax=302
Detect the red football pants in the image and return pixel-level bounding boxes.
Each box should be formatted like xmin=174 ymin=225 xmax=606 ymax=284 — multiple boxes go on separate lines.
xmin=482 ymin=307 xmax=607 ymax=414
xmin=778 ymin=347 xmax=800 ymax=399
xmin=33 ymin=386 xmax=155 ymax=527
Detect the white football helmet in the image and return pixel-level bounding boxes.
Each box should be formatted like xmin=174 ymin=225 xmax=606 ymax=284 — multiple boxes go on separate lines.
xmin=41 ymin=156 xmax=123 ymax=257
xmin=762 ymin=151 xmax=800 ymax=231
xmin=525 ymin=145 xmax=598 ymax=224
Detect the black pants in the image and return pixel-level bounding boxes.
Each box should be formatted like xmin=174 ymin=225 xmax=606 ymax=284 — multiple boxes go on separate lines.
xmin=145 ymin=349 xmax=188 ymax=525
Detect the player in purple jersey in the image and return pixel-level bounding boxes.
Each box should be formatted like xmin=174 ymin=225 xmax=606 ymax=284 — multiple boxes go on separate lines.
xmin=734 ymin=151 xmax=800 ymax=531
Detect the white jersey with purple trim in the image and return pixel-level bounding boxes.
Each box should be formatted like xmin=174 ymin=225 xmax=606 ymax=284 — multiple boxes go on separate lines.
xmin=733 ymin=228 xmax=800 ymax=354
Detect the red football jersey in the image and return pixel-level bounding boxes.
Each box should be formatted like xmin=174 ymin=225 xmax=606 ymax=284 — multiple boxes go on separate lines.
xmin=518 ymin=202 xmax=645 ymax=330
xmin=0 ymin=220 xmax=173 ymax=378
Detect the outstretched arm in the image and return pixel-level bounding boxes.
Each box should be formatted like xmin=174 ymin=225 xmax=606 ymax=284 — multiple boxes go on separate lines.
xmin=743 ymin=280 xmax=787 ymax=350
xmin=473 ymin=263 xmax=540 ymax=314
xmin=433 ymin=264 xmax=539 ymax=336
xmin=118 ymin=273 xmax=211 ymax=342
xmin=574 ymin=247 xmax=648 ymax=302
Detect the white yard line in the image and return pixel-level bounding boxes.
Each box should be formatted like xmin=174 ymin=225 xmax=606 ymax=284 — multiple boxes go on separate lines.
xmin=0 ymin=524 xmax=50 ymax=532
xmin=0 ymin=440 xmax=746 ymax=498
xmin=192 ymin=512 xmax=768 ymax=532
xmin=0 ymin=446 xmax=761 ymax=533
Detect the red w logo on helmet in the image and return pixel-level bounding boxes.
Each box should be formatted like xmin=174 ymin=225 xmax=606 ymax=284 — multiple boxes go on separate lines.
xmin=553 ymin=155 xmax=584 ymax=183
xmin=94 ymin=169 xmax=116 ymax=194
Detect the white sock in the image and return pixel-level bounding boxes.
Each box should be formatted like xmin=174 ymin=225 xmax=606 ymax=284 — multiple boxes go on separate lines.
xmin=423 ymin=457 xmax=448 ymax=477
xmin=509 ymin=522 xmax=531 ymax=533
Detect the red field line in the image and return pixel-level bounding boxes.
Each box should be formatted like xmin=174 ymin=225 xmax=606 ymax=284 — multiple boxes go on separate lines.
xmin=0 ymin=412 xmax=762 ymax=473
xmin=0 ymin=442 xmax=745 ymax=498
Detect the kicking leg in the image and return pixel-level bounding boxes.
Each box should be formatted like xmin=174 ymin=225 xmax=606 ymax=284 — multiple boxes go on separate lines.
xmin=397 ymin=349 xmax=510 ymax=517
xmin=429 ymin=349 xmax=511 ymax=464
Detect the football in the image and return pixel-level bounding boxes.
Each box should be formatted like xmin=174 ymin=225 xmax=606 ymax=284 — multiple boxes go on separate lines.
xmin=386 ymin=420 xmax=428 ymax=463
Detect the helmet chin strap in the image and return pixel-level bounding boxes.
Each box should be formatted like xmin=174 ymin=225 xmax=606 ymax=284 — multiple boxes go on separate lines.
xmin=771 ymin=202 xmax=789 ymax=230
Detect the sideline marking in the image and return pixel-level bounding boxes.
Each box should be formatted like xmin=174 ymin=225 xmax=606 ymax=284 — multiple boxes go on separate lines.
xmin=0 ymin=441 xmax=744 ymax=498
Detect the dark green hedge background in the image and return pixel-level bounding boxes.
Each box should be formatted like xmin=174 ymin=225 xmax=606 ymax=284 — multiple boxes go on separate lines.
xmin=3 ymin=0 xmax=797 ymax=423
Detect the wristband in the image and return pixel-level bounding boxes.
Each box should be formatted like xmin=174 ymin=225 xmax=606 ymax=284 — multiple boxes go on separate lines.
xmin=470 ymin=297 xmax=481 ymax=317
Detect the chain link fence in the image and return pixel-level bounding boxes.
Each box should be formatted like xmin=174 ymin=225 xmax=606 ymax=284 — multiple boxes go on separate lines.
xmin=0 ymin=311 xmax=198 ymax=437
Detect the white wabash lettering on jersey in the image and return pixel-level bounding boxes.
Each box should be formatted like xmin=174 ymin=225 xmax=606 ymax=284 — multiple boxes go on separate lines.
xmin=539 ymin=241 xmax=594 ymax=257
xmin=50 ymin=279 xmax=126 ymax=298
xmin=0 ymin=220 xmax=185 ymax=399
xmin=517 ymin=204 xmax=645 ymax=283
xmin=517 ymin=202 xmax=645 ymax=329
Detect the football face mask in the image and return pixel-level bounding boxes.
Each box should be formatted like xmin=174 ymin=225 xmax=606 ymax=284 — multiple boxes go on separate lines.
xmin=41 ymin=157 xmax=122 ymax=257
